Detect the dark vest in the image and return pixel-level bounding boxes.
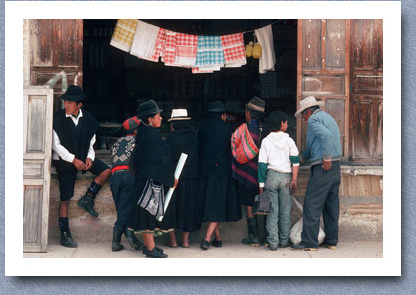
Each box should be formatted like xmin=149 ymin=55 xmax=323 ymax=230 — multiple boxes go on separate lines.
xmin=53 ymin=109 xmax=99 ymax=172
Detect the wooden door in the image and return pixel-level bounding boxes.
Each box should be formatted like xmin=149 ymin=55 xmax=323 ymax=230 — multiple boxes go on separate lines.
xmin=350 ymin=20 xmax=383 ymax=161
xmin=29 ymin=19 xmax=83 ymax=112
xmin=23 ymin=86 xmax=54 ymax=252
xmin=297 ymin=19 xmax=350 ymax=159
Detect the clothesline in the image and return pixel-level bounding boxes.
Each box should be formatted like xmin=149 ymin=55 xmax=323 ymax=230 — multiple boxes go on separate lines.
xmin=110 ymin=19 xmax=277 ymax=74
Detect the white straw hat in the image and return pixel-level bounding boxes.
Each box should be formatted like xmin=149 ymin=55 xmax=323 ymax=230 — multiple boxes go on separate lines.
xmin=294 ymin=96 xmax=325 ymax=118
xmin=168 ymin=109 xmax=191 ymax=122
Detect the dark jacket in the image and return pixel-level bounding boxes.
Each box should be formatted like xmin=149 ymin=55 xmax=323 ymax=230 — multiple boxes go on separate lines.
xmin=198 ymin=119 xmax=232 ymax=166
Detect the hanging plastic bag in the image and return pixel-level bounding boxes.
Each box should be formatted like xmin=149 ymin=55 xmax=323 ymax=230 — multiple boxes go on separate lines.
xmin=289 ymin=196 xmax=325 ymax=245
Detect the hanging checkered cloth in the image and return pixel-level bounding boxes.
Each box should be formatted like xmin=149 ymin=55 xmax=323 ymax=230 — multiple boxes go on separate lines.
xmin=220 ymin=33 xmax=247 ymax=67
xmin=110 ymin=19 xmax=139 ymax=52
xmin=195 ymin=36 xmax=225 ymax=68
xmin=130 ymin=20 xmax=160 ymax=60
xmin=149 ymin=28 xmax=166 ymax=62
xmin=162 ymin=30 xmax=177 ymax=66
xmin=191 ymin=68 xmax=214 ymax=74
xmin=175 ymin=33 xmax=198 ymax=67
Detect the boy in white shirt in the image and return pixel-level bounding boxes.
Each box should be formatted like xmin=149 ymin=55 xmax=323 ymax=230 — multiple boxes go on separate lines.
xmin=258 ymin=111 xmax=300 ymax=251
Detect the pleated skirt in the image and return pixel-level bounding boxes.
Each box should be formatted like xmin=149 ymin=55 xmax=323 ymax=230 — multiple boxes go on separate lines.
xmin=161 ymin=178 xmax=201 ymax=232
xmin=196 ymin=163 xmax=242 ymax=223
xmin=128 ymin=178 xmax=173 ymax=233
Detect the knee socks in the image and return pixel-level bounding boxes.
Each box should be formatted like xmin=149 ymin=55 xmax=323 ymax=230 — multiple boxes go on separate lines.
xmin=86 ymin=181 xmax=102 ymax=199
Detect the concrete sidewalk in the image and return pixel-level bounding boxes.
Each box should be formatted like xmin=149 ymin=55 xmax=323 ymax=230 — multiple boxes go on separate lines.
xmin=24 ymin=239 xmax=382 ymax=259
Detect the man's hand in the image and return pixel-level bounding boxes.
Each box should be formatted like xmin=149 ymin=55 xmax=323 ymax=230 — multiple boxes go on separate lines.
xmin=173 ymin=178 xmax=179 ymax=189
xmin=72 ymin=157 xmax=86 ymax=170
xmin=289 ymin=180 xmax=298 ymax=195
xmin=85 ymin=158 xmax=93 ymax=170
xmin=259 ymin=187 xmax=264 ymax=194
xmin=322 ymin=159 xmax=332 ymax=171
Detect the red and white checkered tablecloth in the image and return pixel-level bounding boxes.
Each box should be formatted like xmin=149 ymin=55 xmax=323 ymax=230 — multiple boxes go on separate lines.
xmin=220 ymin=33 xmax=246 ymax=65
xmin=175 ymin=33 xmax=198 ymax=67
xmin=148 ymin=28 xmax=166 ymax=62
xmin=162 ymin=30 xmax=177 ymax=66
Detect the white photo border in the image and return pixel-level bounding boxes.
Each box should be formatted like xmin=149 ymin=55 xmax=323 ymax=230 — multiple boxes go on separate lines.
xmin=5 ymin=1 xmax=401 ymax=276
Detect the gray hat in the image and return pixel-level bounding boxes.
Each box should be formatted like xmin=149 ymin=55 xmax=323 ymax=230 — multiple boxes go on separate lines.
xmin=208 ymin=101 xmax=226 ymax=113
xmin=138 ymin=100 xmax=163 ymax=117
xmin=246 ymin=96 xmax=265 ymax=113
xmin=61 ymin=85 xmax=86 ymax=102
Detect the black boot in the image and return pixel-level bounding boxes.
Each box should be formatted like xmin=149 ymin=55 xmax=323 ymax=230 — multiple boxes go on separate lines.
xmin=77 ymin=194 xmax=99 ymax=217
xmin=242 ymin=217 xmax=260 ymax=247
xmin=112 ymin=227 xmax=125 ymax=252
xmin=124 ymin=228 xmax=143 ymax=250
xmin=60 ymin=231 xmax=78 ymax=248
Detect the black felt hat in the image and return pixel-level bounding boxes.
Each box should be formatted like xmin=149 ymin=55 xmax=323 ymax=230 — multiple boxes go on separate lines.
xmin=61 ymin=85 xmax=86 ymax=102
xmin=208 ymin=101 xmax=226 ymax=113
xmin=138 ymin=100 xmax=163 ymax=117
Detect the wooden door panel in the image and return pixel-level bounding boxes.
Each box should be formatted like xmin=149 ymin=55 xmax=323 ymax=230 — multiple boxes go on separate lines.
xmin=352 ymin=99 xmax=374 ymax=158
xmin=302 ymin=19 xmax=322 ymax=70
xmin=375 ymin=100 xmax=383 ymax=157
xmin=351 ymin=19 xmax=380 ymax=70
xmin=302 ymin=75 xmax=344 ymax=95
xmin=349 ymin=19 xmax=383 ymax=161
xmin=326 ymin=99 xmax=345 ymax=154
xmin=326 ymin=20 xmax=346 ymax=70
xmin=352 ymin=73 xmax=383 ymax=95
xmin=23 ymin=87 xmax=53 ymax=252
xmin=23 ymin=186 xmax=43 ymax=244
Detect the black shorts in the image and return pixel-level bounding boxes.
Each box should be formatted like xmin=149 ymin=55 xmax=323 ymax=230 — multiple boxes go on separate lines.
xmin=237 ymin=182 xmax=258 ymax=207
xmin=55 ymin=158 xmax=110 ymax=201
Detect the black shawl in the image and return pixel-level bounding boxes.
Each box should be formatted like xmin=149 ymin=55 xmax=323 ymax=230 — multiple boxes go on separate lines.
xmin=198 ymin=119 xmax=232 ymax=166
xmin=134 ymin=125 xmax=175 ymax=187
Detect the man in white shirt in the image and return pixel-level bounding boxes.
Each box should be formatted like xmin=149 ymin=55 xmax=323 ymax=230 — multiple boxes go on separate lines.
xmin=52 ymin=85 xmax=111 ymax=247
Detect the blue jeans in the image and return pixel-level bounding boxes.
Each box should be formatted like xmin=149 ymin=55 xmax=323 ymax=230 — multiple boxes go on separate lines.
xmin=264 ymin=170 xmax=292 ymax=247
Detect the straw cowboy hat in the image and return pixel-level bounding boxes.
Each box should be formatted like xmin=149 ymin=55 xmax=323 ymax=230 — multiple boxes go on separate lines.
xmin=246 ymin=96 xmax=265 ymax=113
xmin=168 ymin=109 xmax=191 ymax=122
xmin=295 ymin=96 xmax=325 ymax=119
xmin=61 ymin=85 xmax=86 ymax=102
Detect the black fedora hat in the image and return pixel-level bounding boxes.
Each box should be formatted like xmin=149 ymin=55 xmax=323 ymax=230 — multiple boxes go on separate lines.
xmin=138 ymin=100 xmax=163 ymax=117
xmin=61 ymin=85 xmax=86 ymax=102
xmin=208 ymin=101 xmax=226 ymax=113
xmin=246 ymin=96 xmax=265 ymax=113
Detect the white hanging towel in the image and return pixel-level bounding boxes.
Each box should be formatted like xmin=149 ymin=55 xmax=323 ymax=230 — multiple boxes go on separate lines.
xmin=130 ymin=20 xmax=160 ymax=60
xmin=254 ymin=25 xmax=276 ymax=74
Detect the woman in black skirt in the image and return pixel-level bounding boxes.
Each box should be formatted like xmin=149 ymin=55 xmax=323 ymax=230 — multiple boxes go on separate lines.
xmin=164 ymin=109 xmax=200 ymax=248
xmin=128 ymin=100 xmax=177 ymax=258
xmin=197 ymin=101 xmax=241 ymax=250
